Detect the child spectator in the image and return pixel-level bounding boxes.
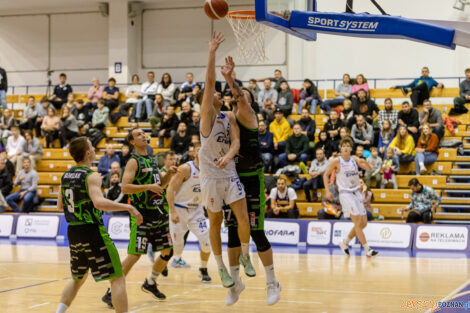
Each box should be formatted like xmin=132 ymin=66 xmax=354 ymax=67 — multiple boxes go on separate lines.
xmin=359 ymin=178 xmax=374 ymax=221
xmin=381 ymin=148 xmax=399 ymax=189
xmin=378 ymin=119 xmax=394 ymax=157
xmin=365 ymin=147 xmax=382 ymax=188
xmin=41 ymin=107 xmax=60 ymax=148
xmin=415 ymin=123 xmax=439 ymax=175
xmin=102 ymin=77 xmax=120 ymax=111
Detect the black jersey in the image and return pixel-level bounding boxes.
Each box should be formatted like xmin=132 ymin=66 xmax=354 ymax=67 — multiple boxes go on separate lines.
xmin=235 ymin=117 xmax=263 ymax=173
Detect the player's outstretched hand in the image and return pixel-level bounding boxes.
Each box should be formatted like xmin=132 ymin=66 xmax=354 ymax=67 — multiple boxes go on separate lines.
xmin=209 ymin=32 xmax=225 ymax=52
xmin=167 ymin=165 xmax=178 ymax=175
xmin=129 ymin=206 xmax=143 ymax=225
xmin=216 ymin=155 xmax=230 ymax=169
xmin=221 ymin=56 xmax=235 ymax=78
xmin=148 ymin=183 xmax=164 ymax=194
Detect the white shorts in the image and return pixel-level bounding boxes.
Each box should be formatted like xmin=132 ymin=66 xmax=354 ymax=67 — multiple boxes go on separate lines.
xmin=339 ymin=191 xmax=367 ymax=218
xmin=169 ymin=205 xmax=209 ymax=246
xmin=200 ymin=175 xmax=246 ymax=213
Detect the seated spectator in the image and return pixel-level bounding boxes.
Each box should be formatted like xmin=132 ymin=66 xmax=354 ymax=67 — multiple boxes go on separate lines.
xmin=377 ymin=98 xmax=398 ymax=131
xmin=120 ymin=74 xmax=140 ymax=117
xmin=0 ymin=108 xmax=16 ymax=139
xmin=419 ymin=99 xmax=444 ymax=139
xmin=180 ymin=72 xmax=196 ymax=90
xmin=388 ymin=125 xmax=415 ymax=164
xmin=359 ymin=179 xmax=374 ymax=221
xmin=171 ymin=122 xmax=191 ymax=157
xmin=177 ymin=86 xmax=194 ymax=109
xmin=91 ymin=99 xmax=109 ymax=131
xmin=381 ymin=148 xmax=399 ymax=189
xmin=221 ymin=93 xmax=233 ymax=111
xmin=257 ymin=69 xmax=287 ymax=92
xmin=352 ymin=89 xmax=379 ymax=125
xmin=178 ymin=101 xmax=193 ymax=126
xmin=189 ymin=84 xmax=202 ymax=112
xmin=365 ymin=147 xmax=382 ymax=188
xmin=331 ymin=127 xmax=352 ymax=156
xmin=314 ymin=131 xmax=333 ymax=159
xmin=324 ymin=109 xmax=344 ymax=146
xmin=258 ymin=120 xmax=274 ymax=173
xmin=279 ymin=123 xmax=308 ymax=167
xmin=223 ymin=71 xmax=243 ymax=96
xmin=355 ymin=145 xmax=367 ymax=177
xmin=59 ymin=106 xmax=79 ymax=148
xmin=269 ymin=108 xmax=292 ymax=154
xmin=98 ymin=144 xmax=120 ymax=177
xmin=149 ymin=94 xmax=166 ymax=133
xmin=303 ymin=148 xmax=329 ymax=202
xmin=158 ymin=105 xmax=179 ymax=147
xmin=318 ymin=183 xmax=343 ymax=220
xmin=351 ymin=115 xmax=374 ymax=150
xmin=19 ymin=130 xmax=43 ymax=170
xmin=391 ymin=66 xmax=443 ymax=107
xmin=157 ymin=73 xmax=176 ymax=105
xmin=6 ymin=157 xmax=38 ymax=213
xmin=161 ymin=150 xmax=177 ymax=172
xmin=102 ymin=77 xmax=120 ymax=111
xmin=64 ymin=93 xmax=75 ymax=110
xmin=451 ymin=68 xmax=470 ymax=115
xmin=50 ymin=73 xmax=73 ymax=110
xmin=0 ymin=157 xmax=13 ymax=212
xmin=276 ymin=81 xmax=294 ymax=117
xmin=398 ymin=101 xmax=420 ymax=143
xmin=41 ymin=107 xmax=60 ymax=148
xmin=188 ymin=111 xmax=200 ymax=136
xmin=298 ymin=108 xmax=316 ymax=144
xmin=20 ymin=96 xmax=38 ymax=132
xmin=248 ymin=79 xmax=260 ymax=100
xmin=134 ymin=71 xmax=158 ymax=122
xmin=267 ymin=177 xmax=298 ymax=218
xmin=6 ymin=126 xmax=25 ymax=173
xmin=298 ymin=79 xmax=321 ymax=114
xmin=86 ymin=77 xmax=104 ymax=109
xmin=106 ymin=171 xmax=127 ymax=205
xmin=351 ymin=74 xmax=369 ymax=97
xmin=118 ymin=143 xmax=131 ymax=168
xmin=258 ymin=79 xmax=278 ymax=112
xmin=72 ymin=99 xmax=90 ymax=132
xmin=415 ymin=123 xmax=439 ymax=175
xmin=322 ymin=74 xmax=352 ymax=113
xmin=262 ymin=98 xmax=275 ymax=123
xmin=103 ymin=161 xmax=122 ymax=189
xmin=401 ymin=178 xmax=440 ymax=224
xmin=340 ymin=99 xmax=355 ymax=128
xmin=35 ymin=99 xmax=52 ymax=138
xmin=378 ymin=119 xmax=394 ymax=156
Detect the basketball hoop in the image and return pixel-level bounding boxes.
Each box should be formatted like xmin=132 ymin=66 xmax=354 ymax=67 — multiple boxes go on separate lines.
xmin=226 ymin=10 xmax=268 ymax=64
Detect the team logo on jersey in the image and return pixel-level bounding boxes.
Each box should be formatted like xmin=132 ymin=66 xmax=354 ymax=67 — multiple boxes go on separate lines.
xmin=215 ymin=131 xmax=230 ymax=144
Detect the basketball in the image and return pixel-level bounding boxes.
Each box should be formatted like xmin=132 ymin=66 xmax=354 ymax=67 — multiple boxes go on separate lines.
xmin=204 ymin=0 xmax=229 ymax=20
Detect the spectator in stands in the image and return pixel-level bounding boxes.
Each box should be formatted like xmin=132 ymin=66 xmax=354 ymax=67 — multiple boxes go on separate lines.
xmin=98 ymin=144 xmax=120 ymax=178
xmin=0 ymin=66 xmax=6 ymax=108
xmin=279 ymin=123 xmax=308 ymax=167
xmin=64 ymin=93 xmax=75 ymax=110
xmin=415 ymin=123 xmax=439 ymax=175
xmin=257 ymin=69 xmax=287 ymax=92
xmin=322 ymin=74 xmax=352 ymax=113
xmin=149 ymin=93 xmax=166 ymax=133
xmin=452 ymin=68 xmax=470 ymax=114
xmin=378 ymin=119 xmax=394 ymax=156
xmin=381 ymin=147 xmax=399 ymax=189
xmin=359 ymin=179 xmax=374 ymax=221
xmin=134 ymin=71 xmax=158 ymax=122
xmin=158 ymin=105 xmax=179 ymax=147
xmin=178 ymin=101 xmax=193 ymax=126
xmin=118 ymin=143 xmax=131 ymax=168
xmin=0 ymin=158 xmax=12 ymax=212
xmin=189 ymin=84 xmax=202 ymax=112
xmin=121 ymin=74 xmax=140 ymax=118
xmin=72 ymin=99 xmax=90 ymax=132
xmin=298 ymin=79 xmax=321 ymax=114
xmin=177 ymin=86 xmax=194 ymax=109
xmin=41 ymin=107 xmax=60 ymax=148
xmin=269 ymin=108 xmax=292 ymax=154
xmin=355 ymin=145 xmax=367 ymax=178
xmin=103 ymin=161 xmax=122 ymax=189
xmin=267 ymin=177 xmax=298 ymax=218
xmin=157 ymin=73 xmax=176 ymax=104
xmin=303 ymin=148 xmax=329 ymax=202
xmin=35 ymin=99 xmax=51 ymax=138
xmin=6 ymin=157 xmax=38 ymax=213
xmin=102 ymin=77 xmax=120 ymax=112
xmin=6 ymin=125 xmax=25 ymax=173
xmin=351 ymin=74 xmax=369 ymax=97
xmin=86 ymin=77 xmax=104 ymax=109
xmin=258 ymin=120 xmax=274 ymax=173
xmin=91 ymin=99 xmax=109 ymax=131
xmin=277 ymin=81 xmax=294 ymax=117
xmin=389 ymin=125 xmax=415 ymax=164
xmin=248 ymin=79 xmax=260 ymax=100
xmin=171 ymin=122 xmax=191 ymax=157
xmin=401 ymin=178 xmax=440 ymax=224
xmin=391 ymin=67 xmax=443 ymax=107
xmin=352 ymin=89 xmax=379 ymax=125
xmin=377 ymin=98 xmax=398 ymax=131
xmin=106 ymin=172 xmax=127 ymax=205
xmin=298 ymin=108 xmax=316 ymax=143
xmin=223 ymin=71 xmax=243 ymax=96
xmin=162 ymin=150 xmax=177 ymax=173
xmin=19 ymin=130 xmax=43 ymax=170
xmin=221 ymin=93 xmax=233 ymax=111
xmin=0 ymin=151 xmax=15 ymax=177
xmin=398 ymin=101 xmax=420 ymax=143
xmin=318 ymin=183 xmax=342 ymax=220
xmin=50 ymin=73 xmax=73 ymax=110
xmin=324 ymin=109 xmax=344 ymax=146
xmin=313 ymin=131 xmax=333 ymax=159
xmin=258 ymin=79 xmax=278 ymax=111
xmin=341 ymin=99 xmax=355 ymax=128
xmin=365 ymin=147 xmax=382 ymax=188
xmin=351 ymin=114 xmax=374 ymax=150
xmin=181 ymin=72 xmax=196 ymax=90
xmin=419 ymin=99 xmax=444 ymax=139
xmin=0 ymin=108 xmax=15 ymax=139
xmin=262 ymin=98 xmax=275 ymax=123
xmin=188 ymin=111 xmax=200 ymax=136
xmin=58 ymin=106 xmax=78 ymax=148
xmin=20 ymin=96 xmax=38 ymax=132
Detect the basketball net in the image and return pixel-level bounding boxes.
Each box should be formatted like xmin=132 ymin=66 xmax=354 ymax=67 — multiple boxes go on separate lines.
xmin=226 ymin=10 xmax=268 ymax=64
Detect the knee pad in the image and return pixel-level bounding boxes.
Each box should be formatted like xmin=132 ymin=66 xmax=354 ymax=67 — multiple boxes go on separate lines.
xmin=251 ymin=229 xmax=271 ymax=252
xmin=159 ymin=249 xmax=173 ymax=261
xmin=227 ymin=225 xmax=241 ymax=248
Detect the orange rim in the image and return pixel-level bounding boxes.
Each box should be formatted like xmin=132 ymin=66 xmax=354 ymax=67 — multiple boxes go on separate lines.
xmin=226 ymin=10 xmax=255 ymax=20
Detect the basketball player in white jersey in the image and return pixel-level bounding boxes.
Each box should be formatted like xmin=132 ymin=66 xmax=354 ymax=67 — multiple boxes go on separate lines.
xmin=167 ymin=143 xmax=211 ymax=282
xmin=198 ymin=32 xmax=255 ymax=288
xmin=323 ymin=137 xmax=379 ymax=257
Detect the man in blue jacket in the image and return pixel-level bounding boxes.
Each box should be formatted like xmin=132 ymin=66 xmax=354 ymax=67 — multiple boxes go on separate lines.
xmin=258 ymin=120 xmax=274 ymax=173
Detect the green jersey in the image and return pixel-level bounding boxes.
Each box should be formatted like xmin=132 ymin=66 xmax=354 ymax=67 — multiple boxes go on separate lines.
xmin=61 ymin=166 xmax=103 ymax=225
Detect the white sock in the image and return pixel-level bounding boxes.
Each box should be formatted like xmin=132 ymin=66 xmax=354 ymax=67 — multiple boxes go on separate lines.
xmin=264 ymin=264 xmax=276 ymax=284
xmin=230 ymin=265 xmax=241 ymax=283
xmin=147 ymin=271 xmax=160 ymax=285
xmin=214 ymin=254 xmax=226 ymax=269
xmin=419 ymin=162 xmax=425 ymax=167
xmin=201 ymin=260 xmax=208 ymax=268
xmin=363 ymin=243 xmax=371 ymax=251
xmin=344 ymin=237 xmax=352 ymax=245
xmin=241 ymin=242 xmax=249 ymax=257
xmin=56 ymin=303 xmax=68 ymax=313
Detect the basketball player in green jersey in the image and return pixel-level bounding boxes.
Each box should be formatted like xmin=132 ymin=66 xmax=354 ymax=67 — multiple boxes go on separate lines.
xmin=221 ymin=57 xmax=281 ymax=306
xmin=56 ymin=137 xmax=143 ymax=313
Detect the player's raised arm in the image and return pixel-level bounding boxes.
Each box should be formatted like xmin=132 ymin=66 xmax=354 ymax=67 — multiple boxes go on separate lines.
xmin=216 ymin=112 xmax=240 ymax=169
xmin=221 ymin=56 xmax=252 ymax=116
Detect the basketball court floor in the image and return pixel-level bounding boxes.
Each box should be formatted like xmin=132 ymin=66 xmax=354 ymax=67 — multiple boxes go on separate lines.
xmin=1 ymin=240 xmax=469 ymax=313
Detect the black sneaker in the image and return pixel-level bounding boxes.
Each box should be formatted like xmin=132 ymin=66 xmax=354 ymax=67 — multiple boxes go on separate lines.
xmin=400 ymin=87 xmax=410 ymax=96
xmin=141 ymin=279 xmax=166 ymax=300
xmin=366 ymin=249 xmax=379 ymax=257
xmin=101 ymin=288 xmax=113 ymax=309
xmin=199 ymin=268 xmax=211 ymax=283
xmin=162 ymin=266 xmax=168 ymax=277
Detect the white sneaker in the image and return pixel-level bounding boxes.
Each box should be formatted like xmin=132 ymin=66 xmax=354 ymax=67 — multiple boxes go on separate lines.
xmin=266 ymin=280 xmax=281 ymax=305
xmin=338 ymin=240 xmax=350 ymax=256
xmin=226 ymin=280 xmax=245 ymax=306
xmin=420 ymin=163 xmax=427 ymax=173
xmin=366 ymin=249 xmax=379 ymax=257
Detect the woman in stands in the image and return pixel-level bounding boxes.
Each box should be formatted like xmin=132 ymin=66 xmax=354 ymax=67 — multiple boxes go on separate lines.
xmin=322 ymin=74 xmax=352 ymax=113
xmin=415 ymin=123 xmax=439 ymax=175
xmin=351 ymin=74 xmax=369 ymax=97
xmin=157 ymin=73 xmax=176 ymax=105
xmin=41 ymin=107 xmax=60 ymax=148
xmin=378 ymin=119 xmax=394 ymax=157
xmin=58 ymin=106 xmax=79 ymax=148
xmin=388 ymin=125 xmax=415 ymax=165
xmin=298 ymin=79 xmax=321 ymax=114
xmin=313 ymin=131 xmax=333 ymax=159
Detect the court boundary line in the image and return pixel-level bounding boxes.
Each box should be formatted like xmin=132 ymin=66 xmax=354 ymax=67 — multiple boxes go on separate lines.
xmin=425 ymin=278 xmax=470 ymax=313
xmin=0 ymin=277 xmax=70 ymax=294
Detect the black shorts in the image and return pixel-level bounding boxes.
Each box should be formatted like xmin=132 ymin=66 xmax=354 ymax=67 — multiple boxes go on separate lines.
xmin=128 ymin=210 xmax=173 ymax=255
xmin=68 ymin=224 xmax=122 ymax=282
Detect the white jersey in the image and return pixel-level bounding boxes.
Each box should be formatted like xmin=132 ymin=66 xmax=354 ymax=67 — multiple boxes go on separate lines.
xmin=174 ymin=161 xmax=201 ymax=210
xmin=199 ymin=111 xmax=237 ymax=178
xmin=336 ymin=156 xmax=361 ymax=193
